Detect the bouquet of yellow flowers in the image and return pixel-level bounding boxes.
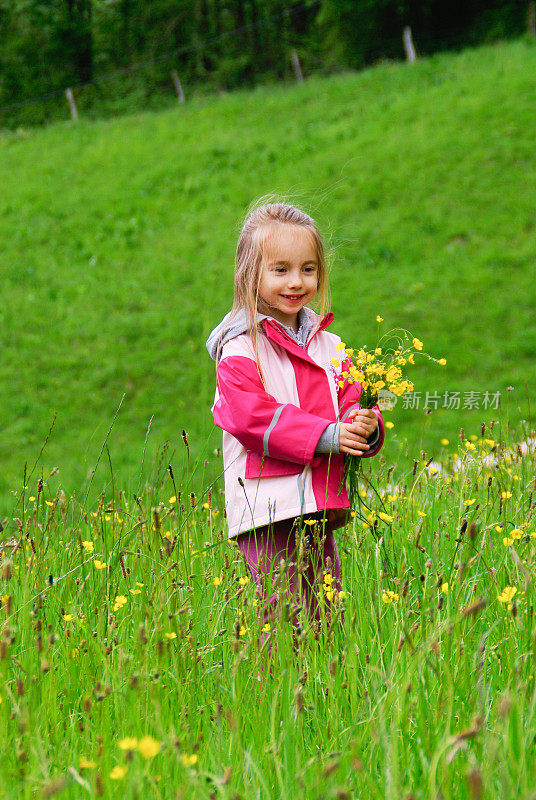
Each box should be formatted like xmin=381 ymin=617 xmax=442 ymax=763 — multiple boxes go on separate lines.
xmin=336 ymin=318 xmax=446 ymax=509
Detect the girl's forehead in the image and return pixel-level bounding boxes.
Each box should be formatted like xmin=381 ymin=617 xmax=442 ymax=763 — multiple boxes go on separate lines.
xmin=261 ymin=223 xmax=317 ymax=262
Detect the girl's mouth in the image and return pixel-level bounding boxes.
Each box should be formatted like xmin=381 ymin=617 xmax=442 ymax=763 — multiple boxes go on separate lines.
xmin=282 ymin=295 xmax=304 ymax=303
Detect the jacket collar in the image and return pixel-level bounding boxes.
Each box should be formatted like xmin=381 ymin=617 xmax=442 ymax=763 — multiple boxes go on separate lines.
xmin=263 ymin=311 xmax=334 ymax=365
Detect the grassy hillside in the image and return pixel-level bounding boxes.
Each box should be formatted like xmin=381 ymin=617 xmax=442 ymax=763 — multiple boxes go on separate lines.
xmin=1 ymin=39 xmax=536 ymax=508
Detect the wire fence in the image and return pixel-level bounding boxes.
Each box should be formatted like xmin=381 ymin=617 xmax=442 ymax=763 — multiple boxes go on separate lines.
xmin=0 ymin=0 xmax=533 ymax=130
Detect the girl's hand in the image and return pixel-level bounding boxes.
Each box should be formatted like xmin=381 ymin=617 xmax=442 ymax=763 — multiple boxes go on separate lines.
xmin=347 ymin=408 xmax=378 ymax=438
xmin=339 ymin=422 xmax=370 ymax=456
xmin=339 ymin=408 xmax=379 ymax=456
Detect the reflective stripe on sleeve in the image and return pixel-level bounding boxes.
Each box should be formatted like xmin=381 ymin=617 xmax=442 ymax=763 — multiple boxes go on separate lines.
xmin=263 ymin=404 xmax=286 ymax=456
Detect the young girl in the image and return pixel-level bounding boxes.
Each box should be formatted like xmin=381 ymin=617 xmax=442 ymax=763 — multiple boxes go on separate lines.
xmin=206 ymin=202 xmax=384 ymax=640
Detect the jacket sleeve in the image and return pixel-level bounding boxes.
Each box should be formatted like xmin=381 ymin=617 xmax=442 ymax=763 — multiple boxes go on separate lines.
xmin=336 ymin=355 xmax=385 ymax=458
xmin=213 ymin=355 xmax=334 ymax=465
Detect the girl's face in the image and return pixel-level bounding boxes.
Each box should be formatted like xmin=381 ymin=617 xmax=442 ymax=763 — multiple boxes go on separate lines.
xmin=257 ymin=224 xmax=319 ymax=331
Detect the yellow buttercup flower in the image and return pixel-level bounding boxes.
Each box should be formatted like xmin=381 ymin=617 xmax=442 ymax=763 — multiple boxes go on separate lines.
xmin=118 ymin=737 xmax=138 ymax=751
xmin=82 ymin=541 xmax=94 ymax=553
xmin=440 ymin=438 xmax=449 ymax=446
xmin=110 ymin=765 xmax=128 ymax=780
xmin=213 ymin=577 xmax=222 ymax=586
xmin=382 ymin=590 xmax=399 ymax=604
xmin=137 ymin=736 xmax=161 ymax=759
xmin=385 ymin=365 xmax=401 ymax=383
xmin=94 ymin=560 xmax=106 ymax=570
xmin=438 ymin=358 xmax=447 ymax=365
xmin=79 ymin=757 xmax=97 ymax=770
xmin=112 ymin=595 xmax=127 ymax=612
xmin=441 ymin=583 xmax=449 ymax=594
xmin=180 ymin=753 xmax=198 ymax=767
xmin=412 ymin=337 xmax=423 ymax=351
xmin=385 ymin=421 xmax=394 ymax=429
xmin=336 ymin=341 xmax=346 ymax=351
xmin=498 ymin=586 xmax=517 ymax=604
xmin=165 ymin=632 xmax=177 ymax=640
xmin=376 ymin=315 xmax=383 ymax=323
xmin=378 ymin=512 xmax=393 ymax=522
xmin=331 ymin=357 xmax=340 ymax=368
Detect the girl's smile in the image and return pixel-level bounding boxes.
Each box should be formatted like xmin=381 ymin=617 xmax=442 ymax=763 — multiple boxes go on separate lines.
xmin=257 ymin=224 xmax=318 ymax=331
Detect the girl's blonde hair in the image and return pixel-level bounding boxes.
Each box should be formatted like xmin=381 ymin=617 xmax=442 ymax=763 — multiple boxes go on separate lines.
xmin=220 ymin=201 xmax=330 ymax=375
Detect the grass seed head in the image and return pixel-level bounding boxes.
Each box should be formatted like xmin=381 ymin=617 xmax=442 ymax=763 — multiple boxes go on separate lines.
xmin=462 ymin=598 xmax=487 ymax=617
xmin=466 ymin=768 xmax=483 ymax=800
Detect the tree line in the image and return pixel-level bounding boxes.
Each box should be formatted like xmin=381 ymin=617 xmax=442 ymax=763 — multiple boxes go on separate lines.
xmin=0 ymin=0 xmax=530 ymax=126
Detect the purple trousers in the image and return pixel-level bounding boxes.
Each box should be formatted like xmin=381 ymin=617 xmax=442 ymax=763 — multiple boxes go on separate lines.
xmin=236 ymin=514 xmax=342 ymax=650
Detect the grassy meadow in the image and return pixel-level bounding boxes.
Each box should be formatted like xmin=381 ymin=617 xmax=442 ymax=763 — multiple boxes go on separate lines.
xmin=1 ymin=425 xmax=536 ymax=798
xmin=1 ymin=38 xmax=536 ymax=509
xmin=2 ymin=36 xmax=536 ymax=798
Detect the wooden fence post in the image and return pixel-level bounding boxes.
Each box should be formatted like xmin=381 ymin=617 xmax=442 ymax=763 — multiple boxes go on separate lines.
xmin=290 ymin=49 xmax=304 ymax=82
xmin=65 ymin=88 xmax=78 ymax=121
xmin=528 ymin=2 xmax=536 ymax=36
xmin=403 ymin=27 xmax=417 ymax=63
xmin=171 ymin=70 xmax=185 ymax=103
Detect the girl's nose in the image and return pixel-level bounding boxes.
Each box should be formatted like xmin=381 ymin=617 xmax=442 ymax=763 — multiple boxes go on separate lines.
xmin=287 ymin=270 xmax=302 ymax=288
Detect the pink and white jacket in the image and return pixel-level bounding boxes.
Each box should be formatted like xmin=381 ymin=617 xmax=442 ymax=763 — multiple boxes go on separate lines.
xmin=207 ymin=307 xmax=384 ymax=539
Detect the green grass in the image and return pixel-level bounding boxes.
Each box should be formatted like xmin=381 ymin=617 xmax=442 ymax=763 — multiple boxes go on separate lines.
xmin=1 ymin=38 xmax=536 ymax=510
xmin=1 ymin=424 xmax=535 ymax=798
xmin=3 ymin=40 xmax=536 ymax=796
